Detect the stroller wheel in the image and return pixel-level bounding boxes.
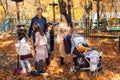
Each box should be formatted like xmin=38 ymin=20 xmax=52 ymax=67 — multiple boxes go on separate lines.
xmin=89 ymin=71 xmax=96 ymax=76
xmin=98 ymin=68 xmax=103 ymax=74
xmin=70 ymin=65 xmax=77 ymax=74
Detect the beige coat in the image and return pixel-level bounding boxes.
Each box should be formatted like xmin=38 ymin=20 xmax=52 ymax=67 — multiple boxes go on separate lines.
xmin=57 ymin=22 xmax=73 ymax=62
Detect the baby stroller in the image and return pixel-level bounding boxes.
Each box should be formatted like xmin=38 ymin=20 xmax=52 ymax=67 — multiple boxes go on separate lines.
xmin=69 ymin=34 xmax=103 ymax=76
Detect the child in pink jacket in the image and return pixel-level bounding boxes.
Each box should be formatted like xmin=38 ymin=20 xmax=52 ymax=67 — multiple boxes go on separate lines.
xmin=33 ymin=23 xmax=48 ymax=74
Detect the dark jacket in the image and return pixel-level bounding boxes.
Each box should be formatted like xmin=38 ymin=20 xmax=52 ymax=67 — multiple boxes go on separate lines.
xmin=28 ymin=15 xmax=47 ymax=38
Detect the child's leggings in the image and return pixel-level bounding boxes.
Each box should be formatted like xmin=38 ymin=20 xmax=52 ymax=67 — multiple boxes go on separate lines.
xmin=20 ymin=60 xmax=32 ymax=73
xmin=35 ymin=60 xmax=44 ymax=73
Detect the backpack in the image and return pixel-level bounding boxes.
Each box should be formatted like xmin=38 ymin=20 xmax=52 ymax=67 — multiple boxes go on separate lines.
xmin=63 ymin=35 xmax=71 ymax=54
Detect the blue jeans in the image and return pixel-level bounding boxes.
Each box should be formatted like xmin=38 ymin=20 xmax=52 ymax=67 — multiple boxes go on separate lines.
xmin=50 ymin=39 xmax=54 ymax=52
xmin=50 ymin=33 xmax=54 ymax=52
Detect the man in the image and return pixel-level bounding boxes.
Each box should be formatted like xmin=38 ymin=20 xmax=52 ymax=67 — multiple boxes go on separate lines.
xmin=28 ymin=7 xmax=47 ymax=43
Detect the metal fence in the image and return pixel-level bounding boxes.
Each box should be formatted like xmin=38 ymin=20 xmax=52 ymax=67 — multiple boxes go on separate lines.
xmin=74 ymin=19 xmax=120 ymax=55
xmin=0 ymin=16 xmax=31 ymax=35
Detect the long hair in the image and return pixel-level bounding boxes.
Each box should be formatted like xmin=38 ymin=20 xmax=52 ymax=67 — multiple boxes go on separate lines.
xmin=33 ymin=23 xmax=44 ymax=36
xmin=61 ymin=12 xmax=73 ymax=28
xmin=47 ymin=22 xmax=54 ymax=34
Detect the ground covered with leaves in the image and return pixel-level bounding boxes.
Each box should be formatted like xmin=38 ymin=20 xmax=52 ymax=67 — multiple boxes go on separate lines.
xmin=0 ymin=33 xmax=120 ymax=80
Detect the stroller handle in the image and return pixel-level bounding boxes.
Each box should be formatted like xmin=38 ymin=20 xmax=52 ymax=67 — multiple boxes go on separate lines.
xmin=87 ymin=47 xmax=96 ymax=51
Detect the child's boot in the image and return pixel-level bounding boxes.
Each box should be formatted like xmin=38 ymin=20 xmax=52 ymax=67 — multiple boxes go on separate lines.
xmin=35 ymin=61 xmax=40 ymax=73
xmin=39 ymin=60 xmax=45 ymax=74
xmin=31 ymin=61 xmax=40 ymax=76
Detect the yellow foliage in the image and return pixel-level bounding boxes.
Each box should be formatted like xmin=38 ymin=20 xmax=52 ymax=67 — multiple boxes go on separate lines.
xmin=0 ymin=6 xmax=5 ymax=22
xmin=1 ymin=0 xmax=120 ymax=22
xmin=0 ymin=7 xmax=3 ymax=11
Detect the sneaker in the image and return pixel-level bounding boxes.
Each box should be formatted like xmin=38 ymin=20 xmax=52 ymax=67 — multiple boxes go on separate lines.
xmin=12 ymin=68 xmax=22 ymax=74
xmin=40 ymin=70 xmax=45 ymax=73
xmin=31 ymin=70 xmax=40 ymax=76
xmin=40 ymin=71 xmax=45 ymax=75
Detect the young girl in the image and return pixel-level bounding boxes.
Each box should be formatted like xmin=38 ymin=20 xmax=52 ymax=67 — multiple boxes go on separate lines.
xmin=15 ymin=27 xmax=33 ymax=75
xmin=45 ymin=22 xmax=54 ymax=65
xmin=33 ymin=23 xmax=48 ymax=74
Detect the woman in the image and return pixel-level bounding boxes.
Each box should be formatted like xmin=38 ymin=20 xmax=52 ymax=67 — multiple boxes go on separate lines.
xmin=57 ymin=12 xmax=73 ymax=65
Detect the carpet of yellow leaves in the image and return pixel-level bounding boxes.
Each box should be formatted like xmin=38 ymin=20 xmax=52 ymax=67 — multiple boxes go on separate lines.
xmin=0 ymin=33 xmax=120 ymax=80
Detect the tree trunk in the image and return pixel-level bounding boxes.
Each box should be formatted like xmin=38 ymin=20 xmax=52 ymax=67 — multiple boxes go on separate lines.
xmin=6 ymin=0 xmax=9 ymax=15
xmin=67 ymin=0 xmax=71 ymax=19
xmin=58 ymin=0 xmax=66 ymax=14
xmin=16 ymin=2 xmax=20 ymax=22
xmin=0 ymin=0 xmax=6 ymax=16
